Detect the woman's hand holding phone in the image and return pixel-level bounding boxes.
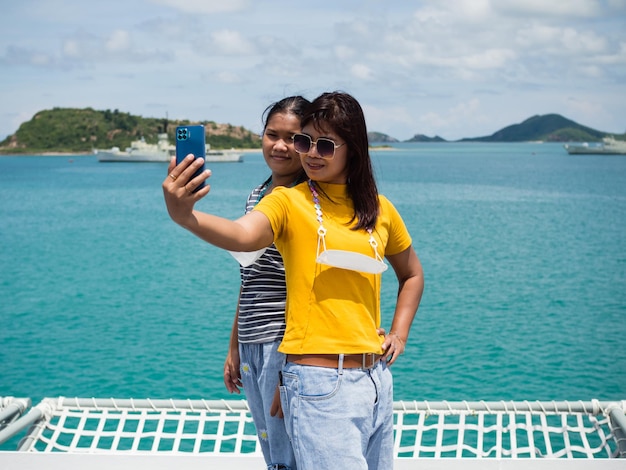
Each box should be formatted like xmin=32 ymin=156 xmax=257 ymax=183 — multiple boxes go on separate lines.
xmin=162 ymin=153 xmax=211 ymax=227
xmin=175 ymin=125 xmax=207 ymax=193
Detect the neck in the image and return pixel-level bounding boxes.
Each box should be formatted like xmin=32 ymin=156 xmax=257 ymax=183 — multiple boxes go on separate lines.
xmin=272 ymin=173 xmax=301 ymax=188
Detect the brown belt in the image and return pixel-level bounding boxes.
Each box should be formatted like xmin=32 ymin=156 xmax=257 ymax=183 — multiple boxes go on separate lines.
xmin=286 ymin=353 xmax=381 ymax=370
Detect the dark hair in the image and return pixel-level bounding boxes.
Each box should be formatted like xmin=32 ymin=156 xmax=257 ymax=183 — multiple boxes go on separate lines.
xmin=302 ymin=91 xmax=379 ymax=231
xmin=262 ymin=95 xmax=310 ymax=131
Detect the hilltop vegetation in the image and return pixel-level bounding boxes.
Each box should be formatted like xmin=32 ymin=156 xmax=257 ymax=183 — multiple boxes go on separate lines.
xmin=405 ymin=134 xmax=447 ymax=143
xmin=460 ymin=114 xmax=613 ymax=142
xmin=2 ymin=109 xmax=624 ymax=154
xmin=369 ymin=114 xmax=624 ymax=144
xmin=367 ymin=132 xmax=399 ymax=143
xmin=0 ymin=107 xmax=261 ymax=154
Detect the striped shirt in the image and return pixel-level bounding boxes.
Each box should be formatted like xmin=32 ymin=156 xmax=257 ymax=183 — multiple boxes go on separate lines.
xmin=237 ymin=180 xmax=287 ymax=344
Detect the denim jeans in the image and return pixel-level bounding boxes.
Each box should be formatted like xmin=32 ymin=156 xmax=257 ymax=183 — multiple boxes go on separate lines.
xmin=279 ymin=357 xmax=393 ymax=470
xmin=239 ymin=341 xmax=296 ymax=470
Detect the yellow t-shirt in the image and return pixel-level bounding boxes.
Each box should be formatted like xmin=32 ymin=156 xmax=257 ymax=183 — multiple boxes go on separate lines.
xmin=254 ymin=181 xmax=412 ymax=355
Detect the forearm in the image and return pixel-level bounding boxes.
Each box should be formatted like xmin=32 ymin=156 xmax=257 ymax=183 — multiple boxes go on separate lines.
xmin=386 ymin=247 xmax=424 ymax=342
xmin=177 ymin=210 xmax=273 ymax=252
xmin=182 ymin=211 xmax=248 ymax=251
xmin=228 ymin=295 xmax=242 ymax=354
xmin=389 ymin=274 xmax=424 ymax=341
xmin=223 ymin=294 xmax=243 ymax=394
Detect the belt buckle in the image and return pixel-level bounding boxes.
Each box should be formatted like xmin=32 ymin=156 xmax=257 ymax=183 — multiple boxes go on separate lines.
xmin=362 ymin=353 xmax=376 ymax=369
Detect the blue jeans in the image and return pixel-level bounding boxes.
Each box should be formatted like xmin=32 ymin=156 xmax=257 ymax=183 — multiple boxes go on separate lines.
xmin=239 ymin=341 xmax=296 ymax=470
xmin=279 ymin=357 xmax=393 ymax=470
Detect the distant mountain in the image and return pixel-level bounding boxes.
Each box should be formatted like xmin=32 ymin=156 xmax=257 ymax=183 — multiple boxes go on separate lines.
xmin=4 ymin=109 xmax=624 ymax=155
xmin=368 ymin=132 xmax=446 ymax=143
xmin=368 ymin=132 xmax=399 ymax=143
xmin=405 ymin=134 xmax=447 ymax=143
xmin=0 ymin=107 xmax=261 ymax=154
xmin=369 ymin=113 xmax=622 ymax=144
xmin=460 ymin=114 xmax=612 ymax=143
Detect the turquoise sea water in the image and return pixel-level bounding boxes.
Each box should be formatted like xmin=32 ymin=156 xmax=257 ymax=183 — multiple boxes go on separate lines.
xmin=1 ymin=143 xmax=625 ymax=414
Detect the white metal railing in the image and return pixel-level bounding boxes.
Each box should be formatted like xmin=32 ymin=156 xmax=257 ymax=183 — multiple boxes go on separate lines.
xmin=0 ymin=397 xmax=624 ymax=459
xmin=0 ymin=398 xmax=31 ymax=432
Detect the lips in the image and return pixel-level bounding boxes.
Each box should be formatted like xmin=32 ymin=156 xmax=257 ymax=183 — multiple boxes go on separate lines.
xmin=305 ymin=160 xmax=324 ymax=170
xmin=270 ymin=154 xmax=292 ymax=163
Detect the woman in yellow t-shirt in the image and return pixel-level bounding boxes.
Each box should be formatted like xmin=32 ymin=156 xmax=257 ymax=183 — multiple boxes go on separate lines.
xmin=163 ymin=91 xmax=424 ymax=470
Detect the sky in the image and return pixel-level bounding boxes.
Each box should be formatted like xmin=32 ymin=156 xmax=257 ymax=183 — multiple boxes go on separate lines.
xmin=1 ymin=0 xmax=625 ymax=142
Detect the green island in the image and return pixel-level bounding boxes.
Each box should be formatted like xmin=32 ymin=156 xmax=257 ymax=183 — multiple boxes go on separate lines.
xmin=0 ymin=108 xmax=262 ymax=155
xmin=0 ymin=108 xmax=623 ymax=155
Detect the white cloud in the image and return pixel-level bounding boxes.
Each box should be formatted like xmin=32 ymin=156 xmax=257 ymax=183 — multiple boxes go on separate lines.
xmin=105 ymin=30 xmax=131 ymax=53
xmin=1 ymin=0 xmax=625 ymax=141
xmin=607 ymin=0 xmax=626 ymax=8
xmin=211 ymin=30 xmax=256 ymax=55
xmin=31 ymin=53 xmax=53 ymax=66
xmin=493 ymin=0 xmax=602 ymax=17
xmin=363 ymin=104 xmax=415 ymax=136
xmin=334 ymin=45 xmax=354 ymax=60
xmin=461 ymin=49 xmax=517 ymax=70
xmin=216 ymin=71 xmax=243 ymax=84
xmin=517 ymin=25 xmax=606 ymax=55
xmin=149 ymin=0 xmax=248 ymax=14
xmin=445 ymin=0 xmax=492 ymax=22
xmin=351 ymin=64 xmax=373 ymax=80
xmin=417 ymin=99 xmax=485 ymax=137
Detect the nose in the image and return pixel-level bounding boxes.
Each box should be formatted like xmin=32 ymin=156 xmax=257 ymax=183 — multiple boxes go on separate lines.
xmin=307 ymin=141 xmax=323 ymax=158
xmin=273 ymin=138 xmax=289 ymax=151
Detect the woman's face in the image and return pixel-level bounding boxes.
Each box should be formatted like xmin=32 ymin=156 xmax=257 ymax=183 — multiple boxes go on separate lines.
xmin=298 ymin=123 xmax=349 ymax=184
xmin=262 ymin=112 xmax=303 ymax=182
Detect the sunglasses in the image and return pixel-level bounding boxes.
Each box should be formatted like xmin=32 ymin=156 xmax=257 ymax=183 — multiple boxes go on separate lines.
xmin=293 ymin=133 xmax=345 ymax=159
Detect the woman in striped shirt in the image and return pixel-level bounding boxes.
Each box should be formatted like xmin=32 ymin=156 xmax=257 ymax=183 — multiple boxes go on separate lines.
xmin=223 ymin=96 xmax=310 ymax=470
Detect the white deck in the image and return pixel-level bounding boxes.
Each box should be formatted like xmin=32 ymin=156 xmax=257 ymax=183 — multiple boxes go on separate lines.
xmin=2 ymin=453 xmax=626 ymax=470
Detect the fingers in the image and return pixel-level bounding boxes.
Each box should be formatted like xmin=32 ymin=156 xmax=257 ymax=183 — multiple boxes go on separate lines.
xmin=166 ymin=154 xmax=194 ymax=183
xmin=223 ymin=359 xmax=242 ymax=394
xmin=167 ymin=156 xmax=176 ymax=173
xmin=163 ymin=155 xmax=211 ymax=196
xmin=224 ymin=372 xmax=242 ymax=394
xmin=381 ymin=331 xmax=406 ymax=366
xmin=269 ymin=385 xmax=283 ymax=418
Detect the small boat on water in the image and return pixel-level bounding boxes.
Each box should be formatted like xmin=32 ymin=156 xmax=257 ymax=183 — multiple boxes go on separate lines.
xmin=95 ymin=133 xmax=172 ymax=162
xmin=95 ymin=133 xmax=243 ymax=163
xmin=564 ymin=136 xmax=626 ymax=155
xmin=204 ymin=146 xmax=244 ymax=163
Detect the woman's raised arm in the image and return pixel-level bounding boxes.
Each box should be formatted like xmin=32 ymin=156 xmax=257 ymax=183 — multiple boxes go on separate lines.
xmin=163 ymin=155 xmax=274 ymax=251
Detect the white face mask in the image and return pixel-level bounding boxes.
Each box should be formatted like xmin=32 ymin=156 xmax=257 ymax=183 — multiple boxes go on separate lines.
xmin=228 ymin=248 xmax=267 ymax=267
xmin=316 ymin=248 xmax=388 ymax=274
xmin=314 ymin=221 xmax=388 ymax=275
xmin=309 ymin=179 xmax=387 ymax=275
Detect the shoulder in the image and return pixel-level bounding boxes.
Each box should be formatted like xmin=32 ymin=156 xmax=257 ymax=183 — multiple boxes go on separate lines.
xmin=266 ymin=181 xmax=309 ymax=201
xmin=245 ymin=180 xmax=270 ymax=211
xmin=377 ymin=194 xmax=408 ymax=228
xmin=377 ymin=194 xmax=399 ymax=213
xmin=249 ymin=180 xmax=269 ymax=200
xmin=254 ymin=182 xmax=310 ymax=222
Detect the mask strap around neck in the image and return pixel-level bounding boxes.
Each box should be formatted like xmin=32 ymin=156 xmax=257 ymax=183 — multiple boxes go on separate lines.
xmin=316 ymin=226 xmax=327 ymax=259
xmin=367 ymin=229 xmax=385 ymax=263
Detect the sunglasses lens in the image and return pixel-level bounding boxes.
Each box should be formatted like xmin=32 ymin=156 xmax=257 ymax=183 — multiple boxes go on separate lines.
xmin=317 ymin=138 xmax=335 ymax=158
xmin=293 ymin=134 xmax=311 ymax=154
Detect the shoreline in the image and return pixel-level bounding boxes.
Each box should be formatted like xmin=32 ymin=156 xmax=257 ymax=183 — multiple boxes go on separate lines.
xmin=0 ymin=152 xmax=94 ymax=156
xmin=0 ymin=149 xmax=263 ymax=157
xmin=0 ymin=144 xmax=399 ymax=157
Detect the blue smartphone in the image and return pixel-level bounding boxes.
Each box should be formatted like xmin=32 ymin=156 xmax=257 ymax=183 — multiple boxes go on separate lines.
xmin=175 ymin=125 xmax=206 ymax=192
